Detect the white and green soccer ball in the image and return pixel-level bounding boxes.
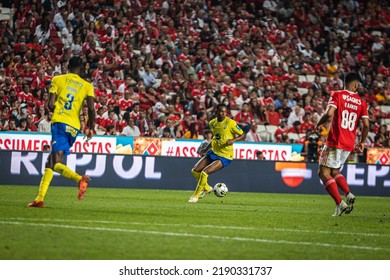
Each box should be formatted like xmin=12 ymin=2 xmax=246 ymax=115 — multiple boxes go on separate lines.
xmin=214 ymin=182 xmax=228 ymax=197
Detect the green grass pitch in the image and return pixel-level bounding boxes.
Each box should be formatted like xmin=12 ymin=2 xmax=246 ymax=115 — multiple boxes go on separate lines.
xmin=0 ymin=185 xmax=389 ymax=260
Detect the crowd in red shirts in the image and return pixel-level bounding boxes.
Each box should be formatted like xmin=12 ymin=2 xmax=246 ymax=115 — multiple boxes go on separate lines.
xmin=0 ymin=0 xmax=389 ymax=151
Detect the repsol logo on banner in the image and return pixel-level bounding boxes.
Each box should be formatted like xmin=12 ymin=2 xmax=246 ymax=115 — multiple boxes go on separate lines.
xmin=274 ymin=162 xmax=390 ymax=188
xmin=10 ymin=152 xmax=161 ymax=180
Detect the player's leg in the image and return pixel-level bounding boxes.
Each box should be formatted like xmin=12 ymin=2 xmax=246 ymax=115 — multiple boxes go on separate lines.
xmin=318 ymin=146 xmax=349 ymax=216
xmin=29 ymin=124 xmax=68 ymax=207
xmin=28 ymin=153 xmax=56 ymax=207
xmin=191 ymin=156 xmax=209 ymax=182
xmin=53 ymin=154 xmax=82 ymax=184
xmin=189 ymin=157 xmax=212 ymax=202
xmin=318 ymin=165 xmax=342 ymax=205
xmin=51 ymin=124 xmax=90 ymax=200
xmin=318 ymin=165 xmax=349 ymax=216
xmin=332 ymin=169 xmax=355 ymax=214
xmin=200 ymin=159 xmax=223 ymax=191
xmin=194 ymin=160 xmax=223 ymax=197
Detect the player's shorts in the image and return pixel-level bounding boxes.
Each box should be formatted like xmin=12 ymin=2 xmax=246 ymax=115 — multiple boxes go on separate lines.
xmin=51 ymin=123 xmax=79 ymax=156
xmin=319 ymin=145 xmax=350 ymax=169
xmin=206 ymin=150 xmax=232 ymax=168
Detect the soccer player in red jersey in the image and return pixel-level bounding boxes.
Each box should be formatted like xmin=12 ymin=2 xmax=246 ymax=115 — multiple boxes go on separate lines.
xmin=315 ymin=72 xmax=369 ymax=216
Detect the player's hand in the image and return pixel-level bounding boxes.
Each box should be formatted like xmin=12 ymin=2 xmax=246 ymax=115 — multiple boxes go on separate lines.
xmin=226 ymin=139 xmax=234 ymax=145
xmin=354 ymin=142 xmax=365 ymax=153
xmin=84 ymin=129 xmax=93 ymax=142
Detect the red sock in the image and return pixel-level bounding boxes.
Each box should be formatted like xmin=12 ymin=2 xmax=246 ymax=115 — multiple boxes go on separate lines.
xmin=323 ymin=178 xmax=342 ymax=205
xmin=334 ymin=174 xmax=350 ymax=196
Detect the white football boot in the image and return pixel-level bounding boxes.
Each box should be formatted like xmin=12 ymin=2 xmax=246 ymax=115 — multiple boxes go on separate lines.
xmin=345 ymin=192 xmax=355 ymax=214
xmin=332 ymin=201 xmax=350 ymax=217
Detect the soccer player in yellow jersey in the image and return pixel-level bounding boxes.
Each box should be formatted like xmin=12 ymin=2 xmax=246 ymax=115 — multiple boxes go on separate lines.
xmin=188 ymin=104 xmax=246 ymax=203
xmin=28 ymin=56 xmax=96 ymax=208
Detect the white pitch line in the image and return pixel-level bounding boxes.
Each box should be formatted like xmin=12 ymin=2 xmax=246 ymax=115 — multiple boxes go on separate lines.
xmin=1 ymin=220 xmax=389 ymax=252
xmin=9 ymin=217 xmax=390 ymax=238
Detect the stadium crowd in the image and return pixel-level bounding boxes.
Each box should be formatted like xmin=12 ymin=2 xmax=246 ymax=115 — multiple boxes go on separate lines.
xmin=0 ymin=0 xmax=389 ymax=160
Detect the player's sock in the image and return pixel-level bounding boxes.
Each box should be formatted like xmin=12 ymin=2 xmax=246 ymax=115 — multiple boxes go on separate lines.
xmin=334 ymin=174 xmax=350 ymax=196
xmin=191 ymin=169 xmax=200 ymax=181
xmin=204 ymin=184 xmax=212 ymax=192
xmin=54 ymin=163 xmax=82 ymax=183
xmin=323 ymin=178 xmax=342 ymax=205
xmin=193 ymin=171 xmax=209 ymax=198
xmin=35 ymin=168 xmax=54 ymax=202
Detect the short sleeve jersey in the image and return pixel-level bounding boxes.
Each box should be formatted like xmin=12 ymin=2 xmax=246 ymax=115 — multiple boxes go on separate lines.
xmin=326 ymin=90 xmax=369 ymax=151
xmin=50 ymin=73 xmax=95 ymax=130
xmin=209 ymin=117 xmax=244 ymax=160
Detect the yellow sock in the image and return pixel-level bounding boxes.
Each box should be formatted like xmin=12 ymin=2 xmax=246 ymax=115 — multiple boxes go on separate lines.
xmin=204 ymin=184 xmax=212 ymax=192
xmin=53 ymin=163 xmax=82 ymax=183
xmin=191 ymin=169 xmax=200 ymax=181
xmin=193 ymin=171 xmax=208 ymax=197
xmin=35 ymin=168 xmax=54 ymax=202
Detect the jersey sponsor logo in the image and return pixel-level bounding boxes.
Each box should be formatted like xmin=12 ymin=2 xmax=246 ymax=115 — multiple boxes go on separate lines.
xmin=342 ymin=94 xmax=361 ymax=105
xmin=65 ymin=125 xmax=78 ymax=137
xmin=65 ymin=78 xmax=83 ymax=88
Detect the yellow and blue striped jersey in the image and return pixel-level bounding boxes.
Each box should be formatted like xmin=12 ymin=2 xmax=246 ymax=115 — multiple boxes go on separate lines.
xmin=49 ymin=73 xmax=94 ymax=130
xmin=209 ymin=117 xmax=243 ymax=160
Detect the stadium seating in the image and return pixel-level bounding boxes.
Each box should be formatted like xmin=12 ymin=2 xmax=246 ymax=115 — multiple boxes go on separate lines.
xmin=380 ymin=106 xmax=390 ymax=117
xmin=288 ymin=132 xmax=299 ymax=141
xmin=383 ymin=118 xmax=390 ymax=130
xmin=257 ymin=125 xmax=277 ymax=142
xmin=297 ymin=87 xmax=309 ymax=94
xmin=297 ymin=75 xmax=316 ymax=88
xmin=0 ymin=7 xmax=12 ymax=21
xmin=230 ymin=110 xmax=239 ymax=118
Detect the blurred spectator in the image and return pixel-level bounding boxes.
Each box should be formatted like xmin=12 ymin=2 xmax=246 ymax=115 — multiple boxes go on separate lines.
xmin=274 ymin=119 xmax=289 ymax=143
xmin=3 ymin=119 xmax=17 ymax=131
xmin=173 ymin=122 xmax=185 ymax=138
xmin=234 ymin=102 xmax=254 ymax=133
xmin=104 ymin=124 xmax=117 ymax=136
xmin=246 ymin=121 xmax=262 ymax=142
xmin=256 ymin=150 xmax=265 ymax=160
xmin=38 ymin=112 xmax=52 ymax=133
xmin=121 ymin=118 xmax=141 ymax=137
xmin=0 ymin=0 xmax=388 ymax=164
xmin=43 ymin=144 xmax=51 ymax=152
xmin=183 ymin=121 xmax=199 ymax=139
xmin=26 ymin=114 xmax=38 ymax=132
xmin=145 ymin=124 xmax=158 ymax=138
xmin=265 ymin=103 xmax=280 ymax=126
xmin=18 ymin=117 xmax=29 ymax=131
xmin=288 ymin=106 xmax=304 ymax=127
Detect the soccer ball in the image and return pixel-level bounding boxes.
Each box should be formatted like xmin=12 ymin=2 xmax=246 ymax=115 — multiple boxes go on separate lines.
xmin=214 ymin=182 xmax=228 ymax=197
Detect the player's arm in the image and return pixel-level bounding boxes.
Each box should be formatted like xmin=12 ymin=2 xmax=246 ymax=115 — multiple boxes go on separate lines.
xmin=354 ymin=118 xmax=370 ymax=152
xmin=48 ymin=92 xmax=56 ymax=112
xmin=47 ymin=78 xmax=58 ymax=112
xmin=85 ymin=96 xmax=96 ymax=141
xmin=314 ymin=106 xmax=335 ymax=131
xmin=226 ymin=130 xmax=246 ymax=145
xmin=227 ymin=131 xmax=246 ymax=145
xmin=226 ymin=120 xmax=246 ymax=145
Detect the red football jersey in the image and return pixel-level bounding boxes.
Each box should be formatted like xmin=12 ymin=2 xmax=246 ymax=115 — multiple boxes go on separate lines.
xmin=326 ymin=90 xmax=369 ymax=151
